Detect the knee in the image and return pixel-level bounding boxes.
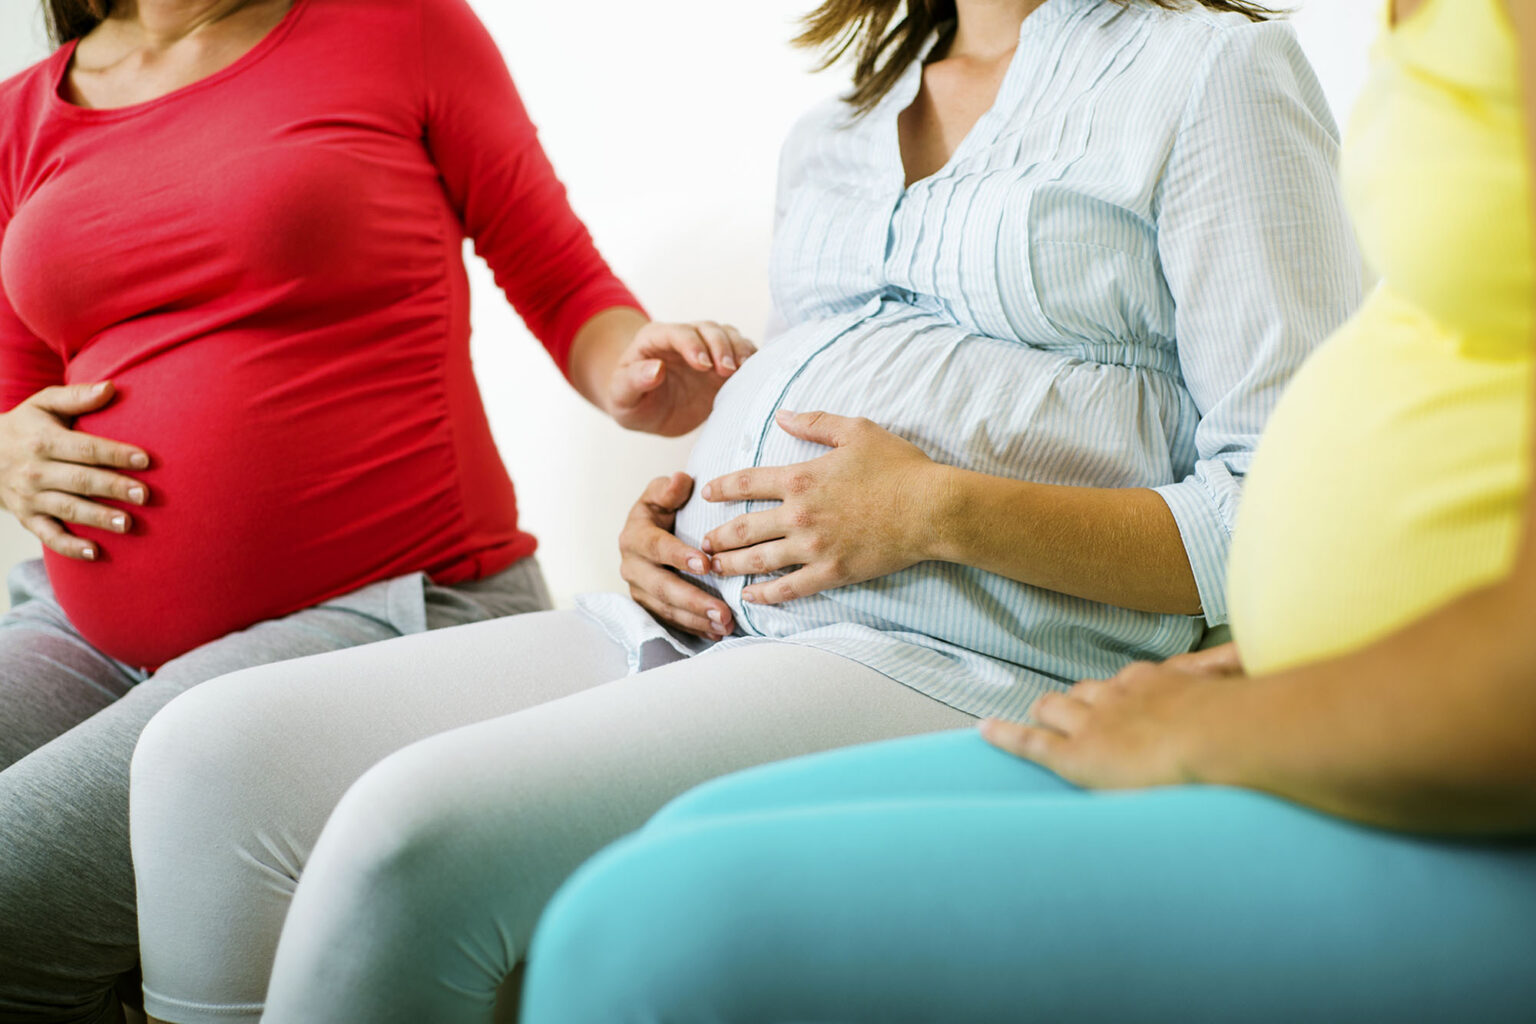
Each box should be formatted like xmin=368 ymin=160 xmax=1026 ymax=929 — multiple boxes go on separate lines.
xmin=523 ymin=828 xmax=777 ymax=1024
xmin=647 ymin=770 xmax=759 ymax=832
xmin=647 ymin=729 xmax=999 ymax=834
xmin=264 ymin=744 xmax=530 ymax=1013
xmin=647 ymin=753 xmax=827 ymax=831
xmin=301 ymin=741 xmax=500 ymax=927
xmin=131 ymin=668 xmax=281 ymax=819
xmin=129 ymin=665 xmax=324 ymax=879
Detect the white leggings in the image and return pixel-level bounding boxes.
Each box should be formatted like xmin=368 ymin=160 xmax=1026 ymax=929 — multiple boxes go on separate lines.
xmin=128 ymin=609 xmax=973 ymax=1024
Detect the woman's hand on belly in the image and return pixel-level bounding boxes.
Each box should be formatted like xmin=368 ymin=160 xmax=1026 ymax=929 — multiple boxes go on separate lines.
xmin=620 ymin=471 xmax=735 ymax=638
xmin=0 ymin=381 xmax=150 ymax=561
xmin=700 ymin=410 xmax=946 ymax=605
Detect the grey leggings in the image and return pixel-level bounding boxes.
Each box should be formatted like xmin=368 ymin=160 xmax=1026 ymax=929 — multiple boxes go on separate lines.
xmin=0 ymin=558 xmax=551 ymax=1024
xmin=127 ymin=611 xmax=975 ymax=1023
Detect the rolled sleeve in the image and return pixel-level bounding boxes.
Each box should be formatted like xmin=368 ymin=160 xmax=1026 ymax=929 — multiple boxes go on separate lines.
xmin=1155 ymin=471 xmax=1241 ymax=627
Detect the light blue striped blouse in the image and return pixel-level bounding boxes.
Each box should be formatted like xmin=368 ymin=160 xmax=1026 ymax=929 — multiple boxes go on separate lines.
xmin=579 ymin=0 xmax=1362 ymax=720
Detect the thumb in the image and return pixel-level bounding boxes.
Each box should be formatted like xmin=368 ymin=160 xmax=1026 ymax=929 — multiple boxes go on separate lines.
xmin=1188 ymin=642 xmax=1243 ymax=676
xmin=774 ymin=409 xmax=856 ymax=447
xmin=609 ymin=360 xmax=665 ymax=413
xmin=1167 ymin=642 xmax=1243 ymax=677
xmin=642 ymin=470 xmax=695 ymax=510
xmin=661 ymin=471 xmax=695 ymax=508
xmin=31 ymin=381 xmax=115 ymax=417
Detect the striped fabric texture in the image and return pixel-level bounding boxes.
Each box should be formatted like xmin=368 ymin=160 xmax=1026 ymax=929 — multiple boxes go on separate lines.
xmin=579 ymin=0 xmax=1363 ymax=720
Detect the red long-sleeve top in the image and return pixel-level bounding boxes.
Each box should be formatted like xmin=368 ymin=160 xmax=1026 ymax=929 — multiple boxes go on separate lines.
xmin=0 ymin=0 xmax=641 ymax=669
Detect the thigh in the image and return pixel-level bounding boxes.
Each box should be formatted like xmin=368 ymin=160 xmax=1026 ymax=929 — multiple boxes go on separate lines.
xmin=649 ymin=728 xmax=1076 ymax=830
xmin=262 ymin=642 xmax=972 ymax=1024
xmin=526 ymin=786 xmax=1536 ymax=1024
xmin=0 ymin=559 xmax=141 ymax=769
xmin=132 ymin=609 xmax=630 ymax=1021
xmin=0 ymin=570 xmax=534 ymax=1022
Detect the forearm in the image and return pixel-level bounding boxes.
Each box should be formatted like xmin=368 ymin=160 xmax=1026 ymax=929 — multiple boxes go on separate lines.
xmin=928 ymin=467 xmax=1201 ymax=615
xmin=566 ymin=306 xmax=648 ymax=415
xmin=1188 ymin=577 xmax=1536 ymax=834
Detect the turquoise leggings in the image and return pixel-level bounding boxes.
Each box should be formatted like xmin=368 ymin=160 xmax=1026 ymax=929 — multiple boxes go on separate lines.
xmin=522 ymin=730 xmax=1536 ymax=1024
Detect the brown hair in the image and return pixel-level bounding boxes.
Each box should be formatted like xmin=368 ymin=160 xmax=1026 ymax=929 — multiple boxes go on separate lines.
xmin=43 ymin=0 xmax=108 ymax=47
xmin=797 ymin=0 xmax=1280 ymax=115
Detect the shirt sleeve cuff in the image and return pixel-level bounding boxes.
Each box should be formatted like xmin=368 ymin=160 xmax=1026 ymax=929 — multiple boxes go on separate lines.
xmin=1152 ymin=478 xmax=1234 ymax=627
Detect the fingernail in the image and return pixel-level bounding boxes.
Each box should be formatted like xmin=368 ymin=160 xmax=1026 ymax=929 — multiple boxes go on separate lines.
xmin=129 ymin=453 xmax=149 ymax=469
xmin=128 ymin=486 xmax=146 ymax=504
xmin=720 ymin=355 xmax=737 ymax=370
xmin=645 ymin=361 xmax=662 ymax=381
xmin=687 ymin=557 xmax=705 ymax=573
xmin=111 ymin=514 xmax=127 ymax=532
xmin=91 ymin=382 xmax=108 ymax=395
xmin=741 ymin=591 xmax=757 ymax=603
xmin=706 ymin=608 xmax=722 ymax=623
xmin=711 ymin=558 xmax=723 ymax=574
xmin=81 ymin=546 xmax=96 ymax=560
xmin=696 ymin=353 xmax=712 ymax=368
xmin=700 ymin=538 xmax=713 ymax=554
xmin=701 ymin=484 xmax=713 ymax=500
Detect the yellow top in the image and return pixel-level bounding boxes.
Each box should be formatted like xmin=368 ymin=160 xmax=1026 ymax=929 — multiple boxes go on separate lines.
xmin=1226 ymin=0 xmax=1534 ymax=673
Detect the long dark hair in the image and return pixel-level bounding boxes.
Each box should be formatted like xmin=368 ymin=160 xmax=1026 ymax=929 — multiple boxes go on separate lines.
xmin=797 ymin=0 xmax=1280 ymax=115
xmin=44 ymin=0 xmax=108 ymax=47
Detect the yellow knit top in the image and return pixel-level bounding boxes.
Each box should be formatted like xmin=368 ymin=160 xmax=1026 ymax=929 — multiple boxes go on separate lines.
xmin=1227 ymin=0 xmax=1534 ymax=673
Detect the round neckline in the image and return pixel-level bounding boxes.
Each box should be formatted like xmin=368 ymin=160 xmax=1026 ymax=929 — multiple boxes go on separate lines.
xmin=49 ymin=0 xmax=310 ymax=121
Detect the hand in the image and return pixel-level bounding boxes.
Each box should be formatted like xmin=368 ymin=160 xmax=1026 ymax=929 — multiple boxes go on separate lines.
xmin=619 ymin=471 xmax=735 ymax=638
xmin=608 ymin=321 xmax=755 ymax=437
xmin=700 ymin=410 xmax=943 ymax=605
xmin=0 ymin=381 xmax=150 ymax=561
xmin=979 ymin=647 xmax=1247 ymax=789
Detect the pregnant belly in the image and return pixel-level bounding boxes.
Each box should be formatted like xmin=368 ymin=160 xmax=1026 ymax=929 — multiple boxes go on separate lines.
xmin=673 ymin=316 xmax=1196 ymax=658
xmin=47 ymin=335 xmax=503 ymax=669
xmin=1228 ymin=290 xmax=1530 ymax=676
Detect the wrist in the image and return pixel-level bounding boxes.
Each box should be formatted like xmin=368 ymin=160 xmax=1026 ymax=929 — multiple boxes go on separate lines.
xmin=923 ymin=467 xmax=1044 ymax=567
xmin=1171 ymin=674 xmax=1265 ymax=788
xmin=569 ymin=308 xmax=647 ymax=414
xmin=921 ymin=463 xmax=966 ymax=564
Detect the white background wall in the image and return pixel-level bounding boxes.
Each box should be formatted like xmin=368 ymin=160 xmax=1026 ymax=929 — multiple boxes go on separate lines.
xmin=0 ymin=0 xmax=1378 ymax=610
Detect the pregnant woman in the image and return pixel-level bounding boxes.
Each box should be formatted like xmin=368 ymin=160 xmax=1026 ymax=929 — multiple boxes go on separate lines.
xmin=0 ymin=0 xmax=747 ymax=1019
xmin=520 ymin=0 xmax=1536 ymax=1021
xmin=127 ymin=0 xmax=1361 ymax=1020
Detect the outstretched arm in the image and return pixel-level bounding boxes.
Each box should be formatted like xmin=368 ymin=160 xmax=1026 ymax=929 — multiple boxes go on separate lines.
xmin=417 ymin=0 xmax=751 ymax=436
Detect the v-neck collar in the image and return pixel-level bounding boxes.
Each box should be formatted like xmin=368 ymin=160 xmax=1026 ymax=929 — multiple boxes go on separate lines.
xmin=879 ymin=0 xmax=1106 ymax=194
